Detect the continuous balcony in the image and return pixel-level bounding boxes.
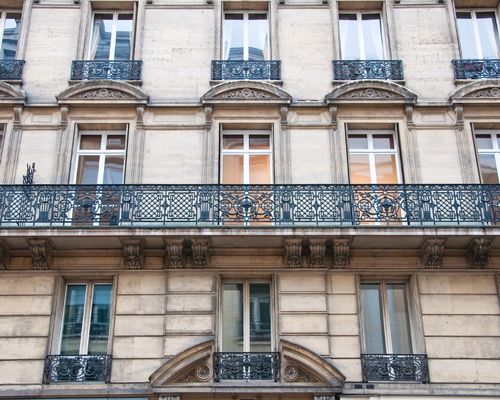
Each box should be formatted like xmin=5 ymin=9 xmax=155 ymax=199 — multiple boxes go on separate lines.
xmin=333 ymin=60 xmax=404 ymax=81
xmin=0 ymin=60 xmax=24 ymax=80
xmin=452 ymin=59 xmax=500 ymax=79
xmin=71 ymin=60 xmax=143 ymax=81
xmin=43 ymin=354 xmax=111 ymax=383
xmin=214 ymin=352 xmax=280 ymax=381
xmin=211 ymin=60 xmax=281 ymax=81
xmin=361 ymin=354 xmax=429 ymax=383
xmin=0 ymin=184 xmax=499 ymax=228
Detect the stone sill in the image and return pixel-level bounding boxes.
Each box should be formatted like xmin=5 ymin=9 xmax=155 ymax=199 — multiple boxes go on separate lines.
xmin=0 ymin=79 xmax=22 ymax=85
xmin=332 ymin=79 xmax=405 ymax=86
xmin=210 ymin=79 xmax=283 ymax=87
xmin=68 ymin=79 xmax=142 ymax=86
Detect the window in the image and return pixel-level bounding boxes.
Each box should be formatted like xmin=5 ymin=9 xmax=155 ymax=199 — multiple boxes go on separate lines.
xmin=223 ymin=12 xmax=269 ymax=60
xmin=347 ymin=131 xmax=401 ymax=184
xmin=221 ymin=281 xmax=271 ymax=352
xmin=89 ymin=12 xmax=134 ymax=60
xmin=339 ymin=13 xmax=385 ymax=60
xmin=474 ymin=131 xmax=500 ymax=183
xmin=0 ymin=11 xmax=21 ymax=60
xmin=456 ymin=11 xmax=499 ymax=59
xmin=221 ymin=131 xmax=272 ymax=184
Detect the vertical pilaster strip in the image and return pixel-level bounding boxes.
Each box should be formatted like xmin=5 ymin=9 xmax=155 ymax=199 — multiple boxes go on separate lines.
xmin=17 ymin=0 xmax=34 ymax=60
xmin=75 ymin=0 xmax=90 ymax=59
xmin=202 ymin=106 xmax=213 ymax=184
xmin=134 ymin=0 xmax=146 ymax=59
xmin=279 ymin=106 xmax=290 ymax=183
xmin=401 ymin=106 xmax=421 ymax=183
xmin=3 ymin=106 xmax=23 ymax=183
xmin=55 ymin=106 xmax=72 ymax=184
xmin=454 ymin=105 xmax=477 ymax=183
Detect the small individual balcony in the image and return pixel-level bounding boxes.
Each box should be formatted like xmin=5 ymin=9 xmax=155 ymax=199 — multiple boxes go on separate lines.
xmin=0 ymin=60 xmax=25 ymax=81
xmin=361 ymin=354 xmax=429 ymax=383
xmin=71 ymin=60 xmax=143 ymax=81
xmin=211 ymin=60 xmax=281 ymax=81
xmin=333 ymin=60 xmax=404 ymax=81
xmin=43 ymin=354 xmax=112 ymax=383
xmin=452 ymin=59 xmax=500 ymax=79
xmin=214 ymin=352 xmax=280 ymax=381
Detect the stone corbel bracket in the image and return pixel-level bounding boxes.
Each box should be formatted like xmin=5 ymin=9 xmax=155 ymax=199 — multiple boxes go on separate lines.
xmin=331 ymin=238 xmax=351 ymax=269
xmin=0 ymin=240 xmax=10 ymax=270
xmin=421 ymin=238 xmax=445 ymax=269
xmin=284 ymin=237 xmax=303 ymax=268
xmin=28 ymin=239 xmax=53 ymax=270
xmin=121 ymin=238 xmax=145 ymax=270
xmin=165 ymin=238 xmax=186 ymax=269
xmin=467 ymin=237 xmax=493 ymax=269
xmin=309 ymin=238 xmax=327 ymax=268
xmin=191 ymin=239 xmax=209 ymax=269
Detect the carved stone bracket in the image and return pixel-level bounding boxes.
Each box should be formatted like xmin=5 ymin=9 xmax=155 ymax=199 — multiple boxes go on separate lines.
xmin=0 ymin=240 xmax=10 ymax=270
xmin=60 ymin=105 xmax=69 ymax=128
xmin=122 ymin=239 xmax=144 ymax=269
xmin=421 ymin=238 xmax=445 ymax=269
xmin=280 ymin=106 xmax=289 ymax=128
xmin=309 ymin=238 xmax=327 ymax=268
xmin=191 ymin=239 xmax=209 ymax=269
xmin=284 ymin=238 xmax=303 ymax=268
xmin=136 ymin=105 xmax=145 ymax=126
xmin=28 ymin=239 xmax=53 ymax=270
xmin=467 ymin=237 xmax=492 ymax=268
xmin=204 ymin=105 xmax=213 ymax=129
xmin=454 ymin=104 xmax=464 ymax=130
xmin=329 ymin=105 xmax=338 ymax=130
xmin=165 ymin=239 xmax=185 ymax=269
xmin=405 ymin=104 xmax=414 ymax=128
xmin=332 ymin=238 xmax=350 ymax=269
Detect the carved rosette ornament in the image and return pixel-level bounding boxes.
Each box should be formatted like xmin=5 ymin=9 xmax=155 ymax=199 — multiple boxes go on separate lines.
xmin=180 ymin=363 xmax=212 ymax=383
xmin=122 ymin=239 xmax=144 ymax=269
xmin=191 ymin=239 xmax=209 ymax=269
xmin=309 ymin=239 xmax=327 ymax=268
xmin=467 ymin=238 xmax=492 ymax=268
xmin=285 ymin=238 xmax=303 ymax=268
xmin=282 ymin=364 xmax=319 ymax=383
xmin=165 ymin=239 xmax=185 ymax=269
xmin=28 ymin=239 xmax=53 ymax=270
xmin=421 ymin=238 xmax=445 ymax=269
xmin=469 ymin=87 xmax=500 ymax=98
xmin=332 ymin=238 xmax=350 ymax=269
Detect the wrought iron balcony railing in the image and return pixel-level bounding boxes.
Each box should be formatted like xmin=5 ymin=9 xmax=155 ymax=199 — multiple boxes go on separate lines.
xmin=43 ymin=355 xmax=112 ymax=383
xmin=361 ymin=354 xmax=429 ymax=383
xmin=452 ymin=59 xmax=500 ymax=79
xmin=211 ymin=60 xmax=281 ymax=80
xmin=214 ymin=352 xmax=280 ymax=381
xmin=0 ymin=60 xmax=24 ymax=80
xmin=71 ymin=60 xmax=143 ymax=81
xmin=0 ymin=184 xmax=499 ymax=228
xmin=333 ymin=60 xmax=404 ymax=81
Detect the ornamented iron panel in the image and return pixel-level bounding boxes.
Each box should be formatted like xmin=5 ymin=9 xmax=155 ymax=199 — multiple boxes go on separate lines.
xmin=214 ymin=352 xmax=280 ymax=381
xmin=43 ymin=355 xmax=111 ymax=383
xmin=361 ymin=354 xmax=429 ymax=383
xmin=211 ymin=60 xmax=281 ymax=80
xmin=71 ymin=60 xmax=143 ymax=80
xmin=333 ymin=60 xmax=404 ymax=80
xmin=452 ymin=59 xmax=500 ymax=79
xmin=0 ymin=60 xmax=24 ymax=80
xmin=0 ymin=184 xmax=499 ymax=227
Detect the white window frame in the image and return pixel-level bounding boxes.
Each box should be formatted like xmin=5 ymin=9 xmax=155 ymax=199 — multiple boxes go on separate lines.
xmin=0 ymin=11 xmax=21 ymax=60
xmin=88 ymin=11 xmax=135 ymax=61
xmin=456 ymin=10 xmax=500 ymax=59
xmin=223 ymin=11 xmax=270 ymax=61
xmin=220 ymin=279 xmax=274 ymax=352
xmin=220 ymin=130 xmax=273 ymax=184
xmin=339 ymin=12 xmax=387 ymax=60
xmin=474 ymin=130 xmax=500 ymax=182
xmin=347 ymin=130 xmax=402 ymax=184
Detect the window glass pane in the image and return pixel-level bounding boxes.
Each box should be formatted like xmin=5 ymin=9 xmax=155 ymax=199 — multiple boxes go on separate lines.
xmin=223 ymin=155 xmax=244 ymax=184
xmin=478 ymin=154 xmax=500 ymax=183
xmin=87 ymin=284 xmax=112 ymax=355
xmin=248 ymin=14 xmax=269 ymax=60
xmin=374 ymin=154 xmax=399 ymax=184
xmin=250 ymin=283 xmax=271 ymax=351
xmin=114 ymin=14 xmax=133 ymax=60
xmin=224 ymin=14 xmax=244 ymax=60
xmin=386 ymin=284 xmax=412 ymax=354
xmin=77 ymin=156 xmax=100 ymax=184
xmin=1 ymin=13 xmax=21 ymax=60
xmin=91 ymin=14 xmax=113 ymax=60
xmin=249 ymin=134 xmax=270 ymax=150
xmin=349 ymin=154 xmax=371 ymax=183
xmin=475 ymin=134 xmax=493 ymax=149
xmin=103 ymin=156 xmax=124 ymax=184
xmin=373 ymin=134 xmax=395 ymax=150
xmin=106 ymin=134 xmax=126 ymax=150
xmin=348 ymin=134 xmax=369 ymax=150
xmin=457 ymin=13 xmax=478 ymax=58
xmin=476 ymin=12 xmax=498 ymax=59
xmin=362 ymin=14 xmax=384 ymax=59
xmin=60 ymin=285 xmax=86 ymax=355
xmin=223 ymin=135 xmax=244 ymax=150
xmin=222 ymin=283 xmax=244 ymax=351
xmin=361 ymin=284 xmax=386 ymax=353
xmin=339 ymin=14 xmax=361 ymax=59
xmin=80 ymin=135 xmax=102 ymax=150
xmin=249 ymin=155 xmax=270 ymax=184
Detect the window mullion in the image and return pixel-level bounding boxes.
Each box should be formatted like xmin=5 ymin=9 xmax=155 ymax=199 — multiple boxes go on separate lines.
xmin=472 ymin=12 xmax=484 ymax=59
xmin=380 ymin=282 xmax=393 ymax=354
xmin=358 ymin=13 xmax=365 ymax=60
xmin=243 ymin=282 xmax=250 ymax=352
xmin=109 ymin=13 xmax=118 ymax=61
xmin=244 ymin=12 xmax=249 ymax=61
xmin=0 ymin=12 xmax=7 ymax=50
xmin=80 ymin=284 xmax=93 ymax=354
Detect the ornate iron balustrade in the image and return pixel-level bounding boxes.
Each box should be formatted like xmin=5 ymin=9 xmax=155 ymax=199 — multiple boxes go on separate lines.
xmin=71 ymin=60 xmax=143 ymax=80
xmin=452 ymin=59 xmax=500 ymax=79
xmin=43 ymin=355 xmax=111 ymax=383
xmin=361 ymin=354 xmax=429 ymax=383
xmin=214 ymin=352 xmax=280 ymax=381
xmin=211 ymin=60 xmax=281 ymax=80
xmin=0 ymin=184 xmax=499 ymax=227
xmin=333 ymin=60 xmax=404 ymax=80
xmin=0 ymin=60 xmax=24 ymax=80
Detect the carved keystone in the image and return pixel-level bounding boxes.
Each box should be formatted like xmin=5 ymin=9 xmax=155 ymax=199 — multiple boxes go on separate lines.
xmin=165 ymin=239 xmax=185 ymax=269
xmin=28 ymin=239 xmax=53 ymax=270
xmin=421 ymin=238 xmax=445 ymax=269
xmin=467 ymin=237 xmax=492 ymax=268
xmin=121 ymin=239 xmax=144 ymax=270
xmin=191 ymin=239 xmax=209 ymax=269
xmin=309 ymin=238 xmax=327 ymax=268
xmin=284 ymin=238 xmax=303 ymax=268
xmin=0 ymin=240 xmax=9 ymax=270
xmin=332 ymin=238 xmax=350 ymax=269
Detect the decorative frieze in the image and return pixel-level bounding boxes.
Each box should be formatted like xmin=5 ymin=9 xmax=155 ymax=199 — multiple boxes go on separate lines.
xmin=191 ymin=239 xmax=209 ymax=269
xmin=282 ymin=364 xmax=319 ymax=382
xmin=284 ymin=238 xmax=303 ymax=268
xmin=309 ymin=238 xmax=327 ymax=268
xmin=421 ymin=238 xmax=445 ymax=269
xmin=165 ymin=239 xmax=185 ymax=269
xmin=332 ymin=238 xmax=350 ymax=269
xmin=122 ymin=239 xmax=144 ymax=270
xmin=28 ymin=239 xmax=53 ymax=270
xmin=467 ymin=237 xmax=492 ymax=268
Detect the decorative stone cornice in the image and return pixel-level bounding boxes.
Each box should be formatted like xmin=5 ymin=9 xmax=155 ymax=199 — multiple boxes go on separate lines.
xmin=284 ymin=238 xmax=303 ymax=268
xmin=191 ymin=239 xmax=209 ymax=269
xmin=332 ymin=238 xmax=350 ymax=269
xmin=165 ymin=239 xmax=185 ymax=269
xmin=201 ymin=81 xmax=292 ymax=105
xmin=309 ymin=238 xmax=327 ymax=268
xmin=421 ymin=238 xmax=445 ymax=269
xmin=56 ymin=80 xmax=148 ymax=105
xmin=28 ymin=239 xmax=53 ymax=270
xmin=0 ymin=81 xmax=26 ymax=105
xmin=451 ymin=79 xmax=500 ymax=104
xmin=121 ymin=239 xmax=144 ymax=270
xmin=325 ymin=80 xmax=417 ymax=105
xmin=467 ymin=237 xmax=493 ymax=268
